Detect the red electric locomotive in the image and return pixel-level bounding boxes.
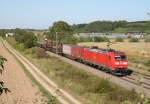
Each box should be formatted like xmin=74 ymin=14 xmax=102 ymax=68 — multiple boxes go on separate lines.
xmin=62 ymin=44 xmax=128 ymax=75
xmin=39 ymin=40 xmax=128 ymax=75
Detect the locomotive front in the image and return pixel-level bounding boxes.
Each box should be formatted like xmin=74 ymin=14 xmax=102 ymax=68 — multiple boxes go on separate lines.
xmin=112 ymin=51 xmax=128 ymax=75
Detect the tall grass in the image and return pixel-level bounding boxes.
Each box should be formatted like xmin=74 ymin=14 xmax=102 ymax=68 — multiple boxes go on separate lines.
xmin=115 ymin=38 xmax=124 ymax=42
xmin=129 ymin=38 xmax=139 ymax=42
xmin=144 ymin=35 xmax=150 ymax=42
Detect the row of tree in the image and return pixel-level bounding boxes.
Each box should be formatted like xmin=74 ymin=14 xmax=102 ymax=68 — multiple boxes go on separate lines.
xmin=72 ymin=20 xmax=127 ymax=33
xmin=1 ymin=20 xmax=150 ymax=46
xmin=72 ymin=20 xmax=150 ymax=33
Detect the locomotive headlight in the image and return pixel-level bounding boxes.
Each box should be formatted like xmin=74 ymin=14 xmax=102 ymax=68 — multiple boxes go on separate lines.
xmin=115 ymin=62 xmax=119 ymax=65
xmin=123 ymin=62 xmax=128 ymax=65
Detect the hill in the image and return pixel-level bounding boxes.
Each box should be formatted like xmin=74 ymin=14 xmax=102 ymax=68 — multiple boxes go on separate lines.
xmin=72 ymin=21 xmax=150 ymax=33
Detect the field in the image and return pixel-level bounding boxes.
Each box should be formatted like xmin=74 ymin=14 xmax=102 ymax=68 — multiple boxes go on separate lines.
xmin=79 ymin=41 xmax=150 ymax=74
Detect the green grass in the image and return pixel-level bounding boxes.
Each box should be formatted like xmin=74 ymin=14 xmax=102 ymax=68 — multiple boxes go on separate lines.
xmin=6 ymin=37 xmax=143 ymax=104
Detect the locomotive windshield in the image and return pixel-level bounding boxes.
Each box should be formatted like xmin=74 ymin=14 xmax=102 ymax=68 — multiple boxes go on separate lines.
xmin=115 ymin=55 xmax=126 ymax=60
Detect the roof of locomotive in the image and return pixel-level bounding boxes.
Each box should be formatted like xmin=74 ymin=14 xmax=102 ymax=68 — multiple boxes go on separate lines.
xmin=88 ymin=48 xmax=125 ymax=54
xmin=63 ymin=44 xmax=126 ymax=55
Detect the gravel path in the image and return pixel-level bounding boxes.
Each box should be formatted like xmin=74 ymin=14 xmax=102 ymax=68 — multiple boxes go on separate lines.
xmin=0 ymin=40 xmax=47 ymax=104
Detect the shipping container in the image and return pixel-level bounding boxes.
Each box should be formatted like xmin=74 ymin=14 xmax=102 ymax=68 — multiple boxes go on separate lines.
xmin=62 ymin=44 xmax=72 ymax=55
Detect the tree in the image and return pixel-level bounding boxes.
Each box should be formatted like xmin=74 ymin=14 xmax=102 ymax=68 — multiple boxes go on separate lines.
xmin=0 ymin=55 xmax=10 ymax=95
xmin=14 ymin=29 xmax=37 ymax=48
xmin=23 ymin=32 xmax=37 ymax=48
xmin=47 ymin=21 xmax=74 ymax=44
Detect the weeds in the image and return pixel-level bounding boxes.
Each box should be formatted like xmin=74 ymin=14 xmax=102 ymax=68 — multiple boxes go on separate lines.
xmin=129 ymin=38 xmax=139 ymax=42
xmin=144 ymin=60 xmax=150 ymax=66
xmin=34 ymin=47 xmax=46 ymax=58
xmin=144 ymin=35 xmax=150 ymax=42
xmin=115 ymin=38 xmax=124 ymax=42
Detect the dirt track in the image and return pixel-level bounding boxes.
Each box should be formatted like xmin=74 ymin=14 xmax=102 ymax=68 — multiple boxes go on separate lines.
xmin=0 ymin=40 xmax=47 ymax=104
xmin=2 ymin=39 xmax=81 ymax=104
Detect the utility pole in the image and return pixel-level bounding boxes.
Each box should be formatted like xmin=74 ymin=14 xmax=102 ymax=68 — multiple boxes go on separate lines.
xmin=92 ymin=32 xmax=95 ymax=42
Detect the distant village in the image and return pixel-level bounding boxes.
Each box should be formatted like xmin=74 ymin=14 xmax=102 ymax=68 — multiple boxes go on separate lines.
xmin=74 ymin=32 xmax=147 ymax=39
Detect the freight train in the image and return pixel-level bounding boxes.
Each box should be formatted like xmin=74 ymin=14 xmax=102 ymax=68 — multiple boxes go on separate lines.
xmin=38 ymin=40 xmax=129 ymax=75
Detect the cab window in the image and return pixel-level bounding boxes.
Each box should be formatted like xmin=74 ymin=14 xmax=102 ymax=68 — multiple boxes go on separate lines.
xmin=115 ymin=55 xmax=126 ymax=60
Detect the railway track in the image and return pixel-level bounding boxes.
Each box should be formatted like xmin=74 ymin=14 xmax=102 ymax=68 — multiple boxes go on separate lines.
xmin=122 ymin=72 xmax=150 ymax=91
xmin=1 ymin=39 xmax=82 ymax=104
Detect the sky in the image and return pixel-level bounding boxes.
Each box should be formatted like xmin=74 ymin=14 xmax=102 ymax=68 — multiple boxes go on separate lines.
xmin=0 ymin=0 xmax=150 ymax=29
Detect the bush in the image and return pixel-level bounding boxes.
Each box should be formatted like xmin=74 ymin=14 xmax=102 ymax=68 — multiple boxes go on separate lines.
xmin=144 ymin=35 xmax=150 ymax=42
xmin=78 ymin=37 xmax=92 ymax=42
xmin=78 ymin=36 xmax=109 ymax=42
xmin=144 ymin=60 xmax=150 ymax=66
xmin=115 ymin=38 xmax=124 ymax=42
xmin=35 ymin=47 xmax=46 ymax=58
xmin=129 ymin=38 xmax=139 ymax=42
xmin=95 ymin=37 xmax=109 ymax=42
xmin=62 ymin=36 xmax=77 ymax=44
xmin=14 ymin=29 xmax=37 ymax=48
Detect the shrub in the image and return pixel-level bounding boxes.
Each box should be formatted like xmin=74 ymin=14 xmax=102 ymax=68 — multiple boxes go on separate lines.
xmin=35 ymin=47 xmax=46 ymax=58
xmin=115 ymin=38 xmax=124 ymax=42
xmin=23 ymin=33 xmax=37 ymax=48
xmin=14 ymin=29 xmax=37 ymax=48
xmin=95 ymin=37 xmax=109 ymax=42
xmin=129 ymin=38 xmax=139 ymax=42
xmin=62 ymin=36 xmax=77 ymax=44
xmin=144 ymin=60 xmax=150 ymax=66
xmin=78 ymin=37 xmax=92 ymax=42
xmin=78 ymin=36 xmax=109 ymax=42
